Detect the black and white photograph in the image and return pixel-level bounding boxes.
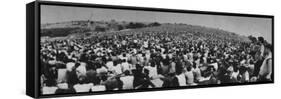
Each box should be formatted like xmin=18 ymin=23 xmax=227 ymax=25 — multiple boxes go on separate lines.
xmin=39 ymin=4 xmax=273 ymax=95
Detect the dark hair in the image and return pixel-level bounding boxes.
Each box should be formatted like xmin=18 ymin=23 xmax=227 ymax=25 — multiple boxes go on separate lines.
xmin=113 ymin=61 xmax=118 ymax=66
xmin=136 ymin=64 xmax=142 ymax=70
xmin=175 ymin=64 xmax=183 ymax=75
xmin=249 ymin=60 xmax=254 ymax=64
xmin=265 ymin=44 xmax=272 ymax=52
xmin=151 ymin=61 xmax=156 ymax=67
xmin=186 ymin=66 xmax=192 ymax=71
xmin=75 ymin=63 xmax=80 ymax=68
xmin=124 ymin=70 xmax=130 ymax=75
xmin=144 ymin=69 xmax=149 ymax=74
xmin=239 ymin=66 xmax=248 ymax=74
xmin=233 ymin=65 xmax=238 ymax=72
xmin=100 ymin=75 xmax=108 ymax=81
xmin=107 ymin=58 xmax=112 ymax=61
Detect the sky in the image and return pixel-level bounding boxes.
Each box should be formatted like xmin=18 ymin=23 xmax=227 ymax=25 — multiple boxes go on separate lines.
xmin=41 ymin=5 xmax=272 ymax=43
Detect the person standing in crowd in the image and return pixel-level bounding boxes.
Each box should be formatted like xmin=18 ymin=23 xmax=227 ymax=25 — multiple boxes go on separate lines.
xmin=258 ymin=44 xmax=272 ymax=81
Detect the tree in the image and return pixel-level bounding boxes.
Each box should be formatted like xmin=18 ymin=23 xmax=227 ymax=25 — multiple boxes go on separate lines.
xmin=248 ymin=35 xmax=257 ymax=43
xmin=258 ymin=36 xmax=265 ymax=43
xmin=148 ymin=22 xmax=161 ymax=27
xmin=126 ymin=22 xmax=146 ymax=29
xmin=95 ymin=26 xmax=106 ymax=32
xmin=117 ymin=25 xmax=124 ymax=30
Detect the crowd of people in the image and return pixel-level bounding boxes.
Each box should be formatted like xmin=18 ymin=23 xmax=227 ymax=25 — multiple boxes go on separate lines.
xmin=40 ymin=30 xmax=272 ymax=95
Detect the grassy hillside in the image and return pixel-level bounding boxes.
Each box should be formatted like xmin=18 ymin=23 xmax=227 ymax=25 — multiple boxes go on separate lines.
xmin=40 ymin=21 xmax=249 ymax=42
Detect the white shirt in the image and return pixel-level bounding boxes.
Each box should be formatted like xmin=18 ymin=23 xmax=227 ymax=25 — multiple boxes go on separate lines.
xmin=151 ymin=79 xmax=163 ymax=88
xmin=121 ymin=62 xmax=131 ymax=72
xmin=176 ymin=73 xmax=187 ymax=86
xmin=73 ymin=83 xmax=94 ymax=93
xmin=193 ymin=67 xmax=202 ymax=80
xmin=114 ymin=64 xmax=122 ymax=74
xmin=91 ymin=85 xmax=106 ymax=92
xmin=169 ymin=62 xmax=176 ymax=74
xmin=119 ymin=55 xmax=128 ymax=61
xmin=195 ymin=59 xmax=200 ymax=68
xmin=209 ymin=63 xmax=218 ymax=71
xmin=57 ymin=69 xmax=67 ymax=83
xmin=96 ymin=66 xmax=108 ymax=74
xmin=259 ymin=53 xmax=272 ymax=77
xmin=184 ymin=71 xmax=194 ymax=84
xmin=132 ymin=49 xmax=137 ymax=54
xmin=76 ymin=63 xmax=87 ymax=78
xmin=248 ymin=64 xmax=255 ymax=72
xmin=143 ymin=41 xmax=149 ymax=48
xmin=138 ymin=56 xmax=145 ymax=65
xmin=231 ymin=71 xmax=239 ymax=80
xmin=145 ymin=53 xmax=151 ymax=61
xmin=260 ymin=45 xmax=265 ymax=56
xmin=106 ymin=61 xmax=114 ymax=71
xmin=161 ymin=54 xmax=166 ymax=59
xmin=243 ymin=71 xmax=250 ymax=82
xmin=42 ymin=86 xmax=58 ymax=95
xmin=144 ymin=66 xmax=158 ymax=78
xmin=66 ymin=62 xmax=75 ymax=72
xmin=120 ymin=76 xmax=134 ymax=89
xmin=183 ymin=54 xmax=188 ymax=61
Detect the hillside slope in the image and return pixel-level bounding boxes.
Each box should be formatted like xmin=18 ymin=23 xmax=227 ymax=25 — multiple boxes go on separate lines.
xmin=41 ymin=22 xmax=250 ymax=42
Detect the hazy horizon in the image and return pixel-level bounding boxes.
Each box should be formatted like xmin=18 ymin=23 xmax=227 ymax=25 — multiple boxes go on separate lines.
xmin=41 ymin=5 xmax=272 ymax=43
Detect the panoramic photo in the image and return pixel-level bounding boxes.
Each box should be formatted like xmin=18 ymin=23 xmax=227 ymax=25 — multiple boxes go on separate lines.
xmin=40 ymin=5 xmax=273 ymax=95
